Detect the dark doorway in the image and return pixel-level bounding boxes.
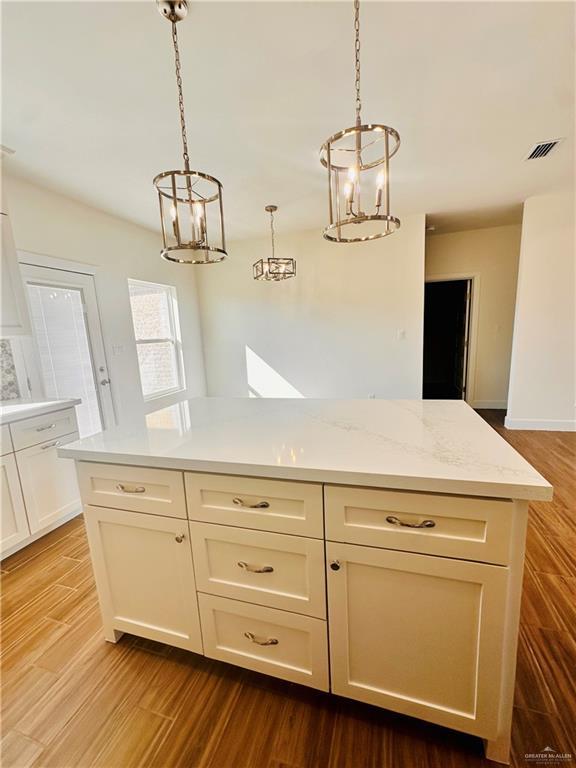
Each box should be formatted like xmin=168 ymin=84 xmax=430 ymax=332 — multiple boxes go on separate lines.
xmin=423 ymin=279 xmax=471 ymax=399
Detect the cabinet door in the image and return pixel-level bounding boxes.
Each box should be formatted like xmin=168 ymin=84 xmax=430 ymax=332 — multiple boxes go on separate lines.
xmin=16 ymin=432 xmax=81 ymax=534
xmin=327 ymin=542 xmax=507 ymax=739
xmin=0 ymin=453 xmax=30 ymax=556
xmin=0 ymin=213 xmax=31 ymax=336
xmin=85 ymin=505 xmax=202 ymax=653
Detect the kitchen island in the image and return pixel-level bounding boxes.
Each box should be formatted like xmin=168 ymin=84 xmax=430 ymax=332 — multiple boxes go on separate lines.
xmin=60 ymin=398 xmax=552 ymax=765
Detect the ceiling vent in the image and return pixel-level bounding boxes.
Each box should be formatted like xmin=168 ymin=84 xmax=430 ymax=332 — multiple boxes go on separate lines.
xmin=525 ymin=139 xmax=563 ymax=160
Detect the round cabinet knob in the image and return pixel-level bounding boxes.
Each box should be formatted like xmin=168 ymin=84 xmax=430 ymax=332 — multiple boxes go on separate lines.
xmin=330 ymin=560 xmax=341 ymax=571
xmin=175 ymin=534 xmax=185 ymax=543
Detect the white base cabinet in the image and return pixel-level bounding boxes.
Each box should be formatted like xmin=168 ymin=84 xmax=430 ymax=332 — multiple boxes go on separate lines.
xmin=16 ymin=432 xmax=81 ymax=534
xmin=1 ymin=406 xmax=81 ymax=559
xmin=85 ymin=506 xmax=202 ymax=653
xmin=77 ymin=461 xmax=531 ymax=765
xmin=0 ymin=453 xmax=30 ymax=552
xmin=326 ymin=541 xmax=508 ymax=738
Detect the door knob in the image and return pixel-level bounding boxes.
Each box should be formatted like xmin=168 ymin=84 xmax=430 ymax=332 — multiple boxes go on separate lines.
xmin=330 ymin=560 xmax=341 ymax=571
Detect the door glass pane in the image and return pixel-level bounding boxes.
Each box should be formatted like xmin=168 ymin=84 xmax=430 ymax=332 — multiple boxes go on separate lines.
xmin=27 ymin=284 xmax=102 ymax=437
xmin=136 ymin=341 xmax=179 ymax=399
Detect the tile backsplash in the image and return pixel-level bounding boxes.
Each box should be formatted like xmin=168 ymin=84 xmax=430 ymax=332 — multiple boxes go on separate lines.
xmin=0 ymin=339 xmax=21 ymax=401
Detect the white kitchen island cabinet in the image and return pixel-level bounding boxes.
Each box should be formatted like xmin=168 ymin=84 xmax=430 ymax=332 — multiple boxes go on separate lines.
xmin=60 ymin=398 xmax=553 ymax=765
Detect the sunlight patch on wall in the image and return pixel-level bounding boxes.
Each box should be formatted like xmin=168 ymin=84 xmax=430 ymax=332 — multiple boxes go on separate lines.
xmin=245 ymin=346 xmax=303 ymax=398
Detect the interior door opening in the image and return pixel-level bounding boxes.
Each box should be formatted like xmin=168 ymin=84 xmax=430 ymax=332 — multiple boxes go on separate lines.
xmin=423 ymin=279 xmax=471 ymax=400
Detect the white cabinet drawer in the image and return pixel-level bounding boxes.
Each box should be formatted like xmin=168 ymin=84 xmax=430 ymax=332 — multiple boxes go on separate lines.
xmin=185 ymin=473 xmax=323 ymax=538
xmin=77 ymin=462 xmax=186 ymax=519
xmin=198 ymin=593 xmax=329 ymax=691
xmin=10 ymin=408 xmax=78 ymax=452
xmin=325 ymin=485 xmax=514 ymax=565
xmin=1 ymin=425 xmax=13 ymax=456
xmin=190 ymin=522 xmax=326 ymax=618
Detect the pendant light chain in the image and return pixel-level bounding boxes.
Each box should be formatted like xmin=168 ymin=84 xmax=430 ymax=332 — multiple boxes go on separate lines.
xmin=354 ymin=0 xmax=361 ymax=125
xmin=269 ymin=207 xmax=276 ymax=259
xmin=171 ymin=21 xmax=190 ymax=171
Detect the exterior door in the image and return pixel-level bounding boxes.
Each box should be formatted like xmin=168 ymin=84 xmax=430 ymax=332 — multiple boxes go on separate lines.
xmin=326 ymin=541 xmax=508 ymax=739
xmin=20 ymin=264 xmax=115 ymax=437
xmin=84 ymin=506 xmax=203 ymax=653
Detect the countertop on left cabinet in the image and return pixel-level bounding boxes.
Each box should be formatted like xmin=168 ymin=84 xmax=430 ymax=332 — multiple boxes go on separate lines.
xmin=1 ymin=398 xmax=82 ymax=559
xmin=0 ymin=398 xmax=81 ymax=425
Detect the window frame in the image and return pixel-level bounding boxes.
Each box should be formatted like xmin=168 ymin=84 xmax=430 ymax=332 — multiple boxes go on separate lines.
xmin=127 ymin=279 xmax=186 ymax=402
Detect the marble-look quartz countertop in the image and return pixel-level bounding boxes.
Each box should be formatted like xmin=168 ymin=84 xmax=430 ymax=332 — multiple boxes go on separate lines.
xmin=0 ymin=398 xmax=81 ymax=425
xmin=58 ymin=398 xmax=552 ymax=501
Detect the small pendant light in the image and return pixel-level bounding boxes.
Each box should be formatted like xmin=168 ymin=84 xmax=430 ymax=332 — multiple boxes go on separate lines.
xmin=153 ymin=1 xmax=227 ymax=263
xmin=253 ymin=205 xmax=296 ymax=281
xmin=320 ymin=0 xmax=401 ymax=243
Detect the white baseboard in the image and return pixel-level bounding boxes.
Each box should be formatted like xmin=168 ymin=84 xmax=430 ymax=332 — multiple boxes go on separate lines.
xmin=472 ymin=401 xmax=507 ymax=410
xmin=504 ymin=416 xmax=576 ymax=432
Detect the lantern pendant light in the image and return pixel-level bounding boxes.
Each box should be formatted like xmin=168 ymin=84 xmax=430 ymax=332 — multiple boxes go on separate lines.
xmin=153 ymin=1 xmax=227 ymax=263
xmin=320 ymin=0 xmax=400 ymax=243
xmin=253 ymin=205 xmax=296 ymax=281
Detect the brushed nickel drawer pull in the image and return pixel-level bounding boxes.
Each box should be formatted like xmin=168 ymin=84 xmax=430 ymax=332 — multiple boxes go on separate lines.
xmin=116 ymin=483 xmax=146 ymax=494
xmin=36 ymin=423 xmax=56 ymax=432
xmin=41 ymin=440 xmax=60 ymax=450
xmin=386 ymin=515 xmax=436 ymax=529
xmin=232 ymin=497 xmax=270 ymax=509
xmin=238 ymin=561 xmax=274 ymax=574
xmin=244 ymin=631 xmax=279 ymax=646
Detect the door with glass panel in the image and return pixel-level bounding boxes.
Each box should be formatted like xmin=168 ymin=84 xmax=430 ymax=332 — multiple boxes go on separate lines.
xmin=21 ymin=264 xmax=115 ymax=437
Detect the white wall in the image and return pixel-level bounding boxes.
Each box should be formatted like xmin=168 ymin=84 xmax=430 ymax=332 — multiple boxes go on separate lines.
xmin=425 ymin=225 xmax=521 ymax=408
xmin=506 ymin=188 xmax=576 ymax=430
xmin=4 ymin=173 xmax=206 ymax=429
xmin=197 ymin=215 xmax=425 ymax=399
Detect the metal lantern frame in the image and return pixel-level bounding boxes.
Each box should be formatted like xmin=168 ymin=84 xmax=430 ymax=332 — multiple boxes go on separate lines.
xmin=253 ymin=205 xmax=296 ymax=282
xmin=320 ymin=0 xmax=401 ymax=243
xmin=153 ymin=0 xmax=227 ymax=264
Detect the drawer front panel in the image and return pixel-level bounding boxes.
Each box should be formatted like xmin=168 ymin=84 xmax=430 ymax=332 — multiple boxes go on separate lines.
xmin=185 ymin=473 xmax=323 ymax=538
xmin=10 ymin=408 xmax=78 ymax=452
xmin=77 ymin=462 xmax=186 ymax=519
xmin=190 ymin=522 xmax=326 ymax=618
xmin=198 ymin=593 xmax=329 ymax=691
xmin=325 ymin=485 xmax=514 ymax=565
xmin=1 ymin=425 xmax=13 ymax=456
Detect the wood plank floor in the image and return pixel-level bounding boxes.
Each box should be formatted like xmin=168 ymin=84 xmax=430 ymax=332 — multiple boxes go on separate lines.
xmin=1 ymin=411 xmax=574 ymax=768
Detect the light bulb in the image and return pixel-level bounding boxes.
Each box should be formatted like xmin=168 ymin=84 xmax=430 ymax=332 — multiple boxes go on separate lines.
xmin=375 ymin=171 xmax=385 ymax=208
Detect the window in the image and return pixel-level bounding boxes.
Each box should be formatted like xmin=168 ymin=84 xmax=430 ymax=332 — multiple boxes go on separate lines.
xmin=128 ymin=279 xmax=185 ymax=400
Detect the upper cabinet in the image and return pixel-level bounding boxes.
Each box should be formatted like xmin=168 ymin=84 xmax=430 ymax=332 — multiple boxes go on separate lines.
xmin=1 ymin=210 xmax=31 ymax=336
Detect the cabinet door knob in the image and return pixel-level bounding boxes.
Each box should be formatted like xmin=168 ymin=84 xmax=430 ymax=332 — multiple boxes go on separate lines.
xmin=238 ymin=561 xmax=274 ymax=574
xmin=232 ymin=497 xmax=270 ymax=509
xmin=175 ymin=534 xmax=185 ymax=543
xmin=330 ymin=560 xmax=341 ymax=571
xmin=386 ymin=515 xmax=436 ymax=529
xmin=244 ymin=631 xmax=278 ymax=646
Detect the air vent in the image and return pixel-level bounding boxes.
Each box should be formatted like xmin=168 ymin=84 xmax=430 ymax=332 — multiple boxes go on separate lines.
xmin=525 ymin=139 xmax=563 ymax=160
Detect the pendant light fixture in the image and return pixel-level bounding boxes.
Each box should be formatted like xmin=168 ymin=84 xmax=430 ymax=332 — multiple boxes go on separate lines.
xmin=320 ymin=0 xmax=400 ymax=243
xmin=253 ymin=205 xmax=296 ymax=281
xmin=153 ymin=1 xmax=226 ymax=263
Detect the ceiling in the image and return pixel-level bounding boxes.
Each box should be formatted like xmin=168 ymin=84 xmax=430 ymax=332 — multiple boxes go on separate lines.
xmin=2 ymin=1 xmax=574 ymax=240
